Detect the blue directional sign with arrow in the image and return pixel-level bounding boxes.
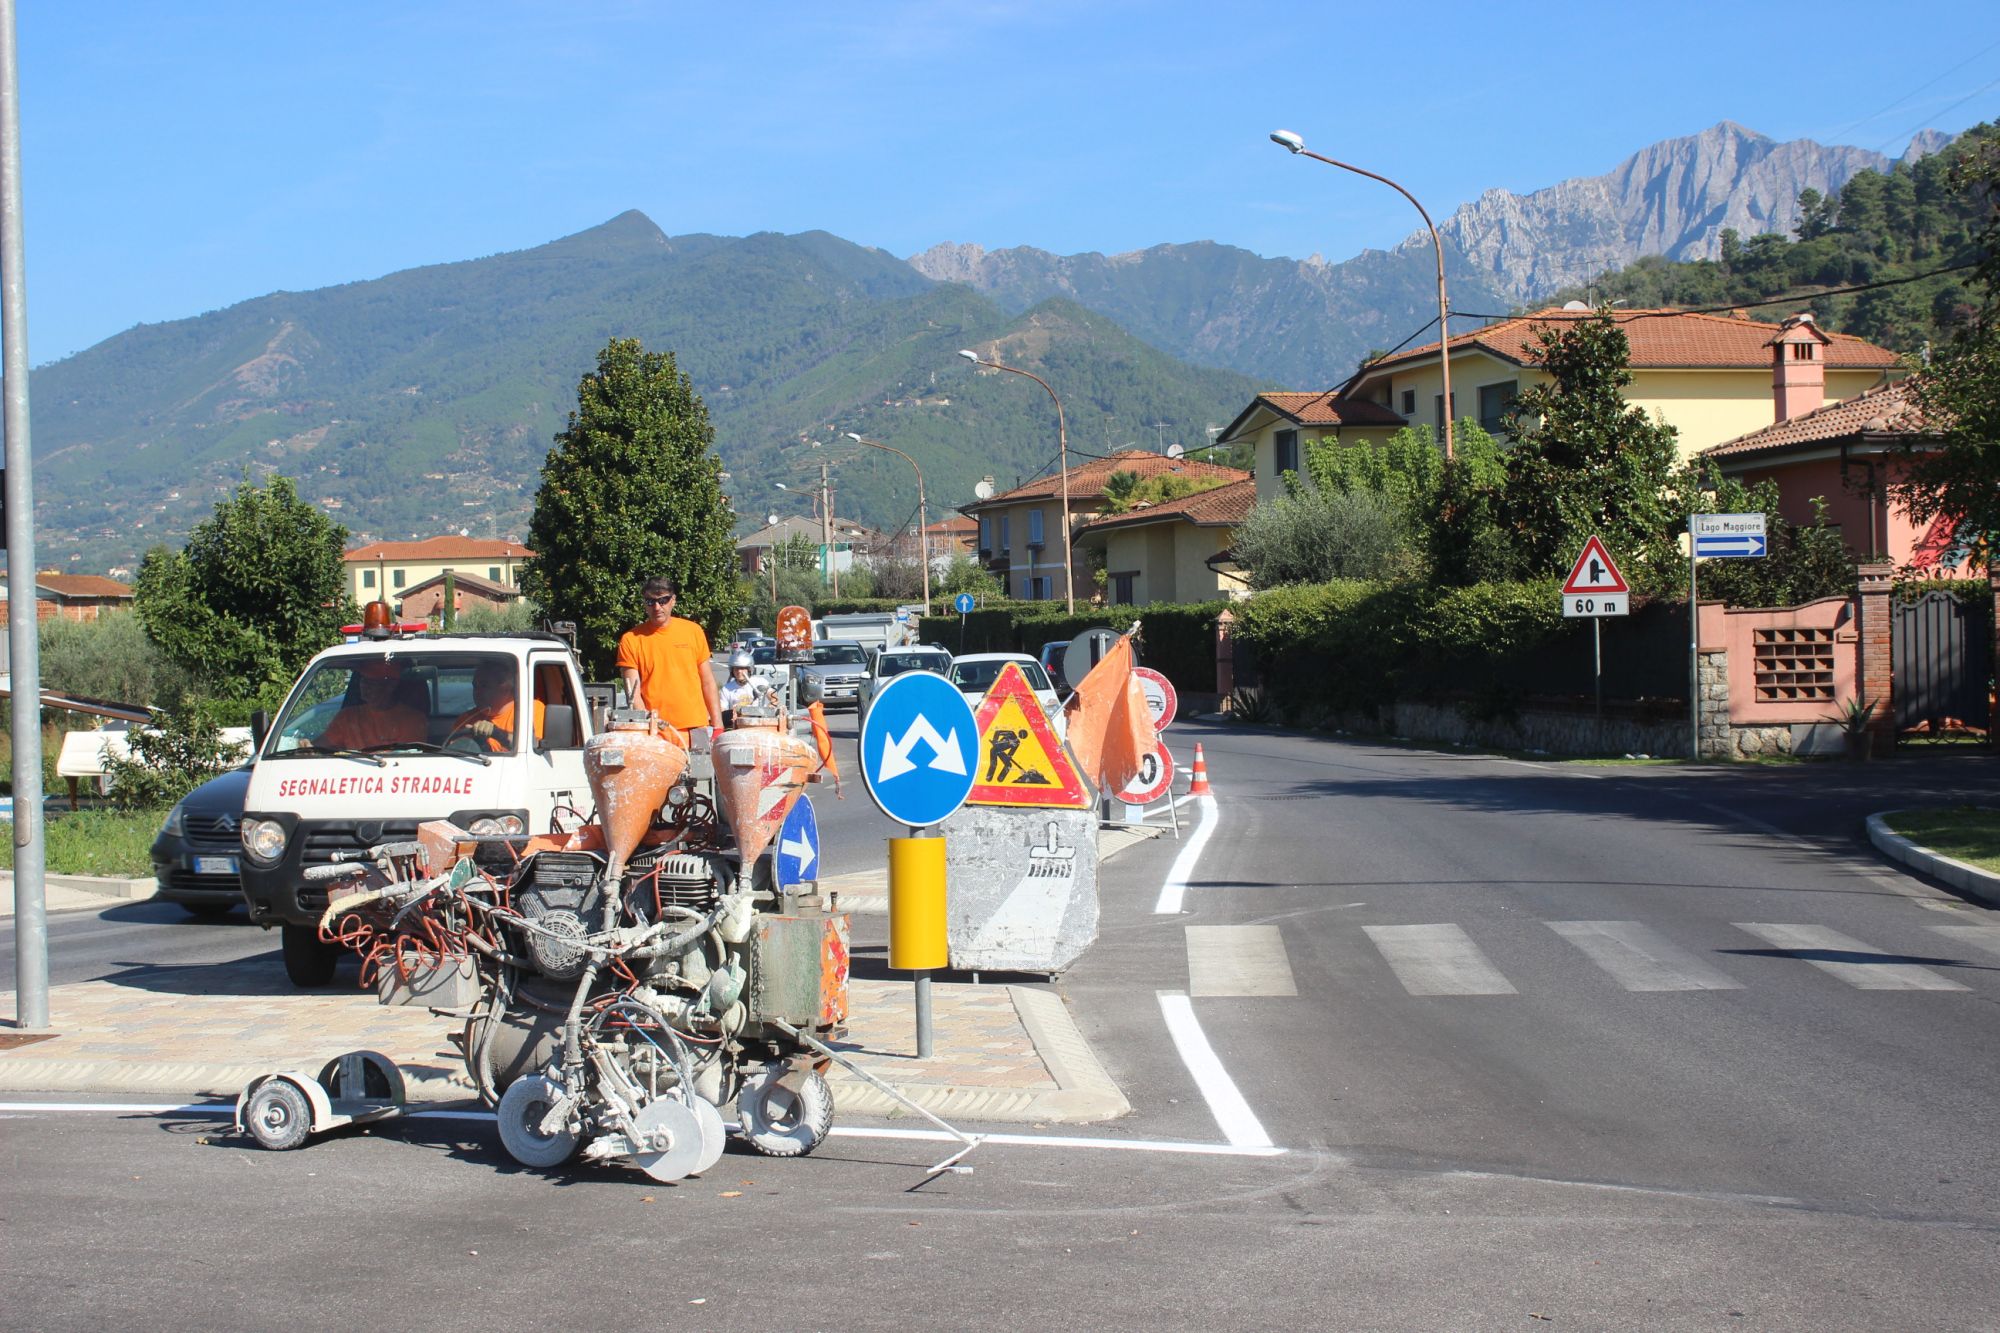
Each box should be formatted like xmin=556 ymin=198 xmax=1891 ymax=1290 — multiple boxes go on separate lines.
xmin=859 ymin=670 xmax=979 ymax=828
xmin=1692 ymin=512 xmax=1768 ymax=559
xmin=954 ymin=592 xmax=976 ymax=615
xmin=775 ymin=795 xmax=819 ymax=890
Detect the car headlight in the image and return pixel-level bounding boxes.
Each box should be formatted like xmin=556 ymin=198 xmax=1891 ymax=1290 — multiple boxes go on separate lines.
xmin=467 ymin=814 xmax=527 ymax=836
xmin=161 ymin=802 xmax=186 ymax=837
xmin=241 ymin=818 xmax=287 ymax=864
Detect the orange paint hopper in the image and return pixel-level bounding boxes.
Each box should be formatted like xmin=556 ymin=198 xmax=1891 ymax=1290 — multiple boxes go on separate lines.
xmin=714 ymin=718 xmax=815 ymax=866
xmin=583 ymin=721 xmax=688 ymax=881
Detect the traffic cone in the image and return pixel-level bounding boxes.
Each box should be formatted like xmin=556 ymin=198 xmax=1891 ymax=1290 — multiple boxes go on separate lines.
xmin=1188 ymin=743 xmax=1212 ymax=796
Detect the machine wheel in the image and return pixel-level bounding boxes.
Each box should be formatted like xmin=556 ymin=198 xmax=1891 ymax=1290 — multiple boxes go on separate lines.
xmin=737 ymin=1065 xmax=833 ymax=1158
xmin=496 ymin=1075 xmax=581 ymax=1169
xmin=243 ymin=1079 xmax=314 ymax=1151
xmin=281 ymin=924 xmax=341 ymax=987
xmin=316 ymin=1051 xmax=406 ymax=1105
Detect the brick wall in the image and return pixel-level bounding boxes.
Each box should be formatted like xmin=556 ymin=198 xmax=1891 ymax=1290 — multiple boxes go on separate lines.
xmin=1854 ymin=561 xmax=1894 ymax=757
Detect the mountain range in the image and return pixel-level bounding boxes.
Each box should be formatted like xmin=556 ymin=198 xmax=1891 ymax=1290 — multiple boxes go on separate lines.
xmin=28 ymin=120 xmax=1952 ymax=575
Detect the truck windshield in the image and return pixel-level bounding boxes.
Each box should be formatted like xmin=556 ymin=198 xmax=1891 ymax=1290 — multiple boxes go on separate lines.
xmin=812 ymin=645 xmax=867 ymax=666
xmin=265 ymin=652 xmax=521 ymax=755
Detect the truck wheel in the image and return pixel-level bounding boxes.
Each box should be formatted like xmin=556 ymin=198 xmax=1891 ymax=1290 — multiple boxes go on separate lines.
xmin=243 ymin=1079 xmax=314 ymax=1151
xmin=281 ymin=924 xmax=341 ymax=987
xmin=738 ymin=1065 xmax=833 ymax=1157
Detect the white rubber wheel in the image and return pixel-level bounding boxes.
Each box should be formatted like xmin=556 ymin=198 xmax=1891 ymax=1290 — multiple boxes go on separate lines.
xmin=496 ymin=1075 xmax=581 ymax=1169
xmin=316 ymin=1051 xmax=406 ymax=1104
xmin=737 ymin=1065 xmax=833 ymax=1158
xmin=244 ymin=1079 xmax=313 ymax=1151
xmin=691 ymin=1096 xmax=727 ymax=1175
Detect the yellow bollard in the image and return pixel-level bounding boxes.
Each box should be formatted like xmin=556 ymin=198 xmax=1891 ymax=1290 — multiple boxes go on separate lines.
xmin=888 ymin=836 xmax=948 ymax=970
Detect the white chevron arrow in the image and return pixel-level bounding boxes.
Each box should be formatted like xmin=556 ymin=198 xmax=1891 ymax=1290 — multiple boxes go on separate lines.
xmin=780 ymin=829 xmax=816 ymax=875
xmin=879 ymin=716 xmax=967 ymax=781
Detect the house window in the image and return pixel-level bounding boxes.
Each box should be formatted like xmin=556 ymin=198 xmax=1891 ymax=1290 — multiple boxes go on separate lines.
xmin=488 ymin=566 xmax=501 ymax=581
xmin=1433 ymin=393 xmax=1457 ymax=435
xmin=1273 ymin=428 xmax=1299 ymax=476
xmin=979 ymin=515 xmax=994 ymax=553
xmin=1478 ymin=381 xmax=1517 ymax=435
xmin=392 ymin=569 xmax=406 ymax=589
xmin=1028 ymin=575 xmax=1052 ymax=600
xmin=362 ymin=570 xmax=376 ymax=589
xmin=1111 ymin=572 xmax=1137 ymax=605
xmin=998 ymin=515 xmax=1012 ymax=551
xmin=1028 ymin=509 xmax=1044 ymax=547
xmin=1400 ymin=389 xmax=1416 ymax=416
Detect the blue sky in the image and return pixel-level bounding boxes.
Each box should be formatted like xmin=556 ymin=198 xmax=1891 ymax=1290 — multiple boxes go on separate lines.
xmin=20 ymin=1 xmax=2000 ymax=363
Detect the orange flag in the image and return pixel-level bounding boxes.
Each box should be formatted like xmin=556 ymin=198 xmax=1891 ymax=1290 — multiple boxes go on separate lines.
xmin=807 ymin=699 xmax=844 ymax=796
xmin=1061 ymin=634 xmax=1153 ymax=796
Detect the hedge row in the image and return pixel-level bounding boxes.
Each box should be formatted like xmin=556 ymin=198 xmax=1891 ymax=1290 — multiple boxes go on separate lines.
xmin=915 ymin=600 xmax=1230 ymax=695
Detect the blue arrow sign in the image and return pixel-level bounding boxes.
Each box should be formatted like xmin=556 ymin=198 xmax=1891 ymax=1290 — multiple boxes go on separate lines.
xmin=776 ymin=795 xmax=819 ymax=890
xmin=954 ymin=592 xmax=976 ymax=615
xmin=1695 ymin=534 xmax=1768 ymax=558
xmin=859 ymin=671 xmax=979 ymax=828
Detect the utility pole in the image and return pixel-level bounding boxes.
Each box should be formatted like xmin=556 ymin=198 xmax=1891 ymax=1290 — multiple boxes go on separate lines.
xmin=820 ymin=462 xmax=838 ymax=597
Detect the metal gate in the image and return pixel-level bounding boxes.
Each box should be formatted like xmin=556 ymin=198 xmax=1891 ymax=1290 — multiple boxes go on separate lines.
xmin=1893 ymin=591 xmax=1992 ymax=734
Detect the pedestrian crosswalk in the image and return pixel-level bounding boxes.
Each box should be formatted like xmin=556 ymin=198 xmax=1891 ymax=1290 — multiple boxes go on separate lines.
xmin=1185 ymin=918 xmax=1997 ymax=999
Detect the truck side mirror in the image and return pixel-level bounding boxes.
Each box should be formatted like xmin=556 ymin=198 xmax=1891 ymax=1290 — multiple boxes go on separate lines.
xmin=250 ymin=709 xmax=269 ymax=751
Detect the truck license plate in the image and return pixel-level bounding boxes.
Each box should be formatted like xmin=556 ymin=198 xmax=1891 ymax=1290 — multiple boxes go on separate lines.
xmin=193 ymin=856 xmax=239 ymax=876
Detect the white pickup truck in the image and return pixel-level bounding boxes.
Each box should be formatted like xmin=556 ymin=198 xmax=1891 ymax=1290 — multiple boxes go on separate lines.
xmin=238 ymin=629 xmax=598 ymax=986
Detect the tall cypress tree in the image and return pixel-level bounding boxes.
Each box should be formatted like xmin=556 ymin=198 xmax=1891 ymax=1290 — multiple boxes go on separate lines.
xmin=522 ymin=338 xmax=736 ymax=679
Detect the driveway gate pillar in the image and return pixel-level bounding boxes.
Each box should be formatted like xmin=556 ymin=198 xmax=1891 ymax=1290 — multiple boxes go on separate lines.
xmin=1855 ymin=561 xmax=1894 ymax=757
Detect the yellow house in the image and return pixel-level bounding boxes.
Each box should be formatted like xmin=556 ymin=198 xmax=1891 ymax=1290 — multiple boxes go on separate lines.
xmin=959 ymin=449 xmax=1247 ymax=601
xmin=343 ymin=536 xmax=534 ymax=606
xmin=1220 ymin=307 xmax=1905 ymax=505
xmin=1073 ymin=479 xmax=1255 ymax=606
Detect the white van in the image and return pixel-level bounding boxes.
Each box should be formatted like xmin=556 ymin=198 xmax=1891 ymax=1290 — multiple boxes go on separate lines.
xmin=238 ymin=630 xmax=595 ymax=986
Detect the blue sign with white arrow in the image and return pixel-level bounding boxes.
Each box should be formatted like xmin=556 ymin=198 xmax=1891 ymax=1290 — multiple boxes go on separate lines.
xmin=1694 ymin=533 xmax=1768 ymax=558
xmin=776 ymin=795 xmax=819 ymax=890
xmin=954 ymin=592 xmax=976 ymax=615
xmin=859 ymin=670 xmax=979 ymax=828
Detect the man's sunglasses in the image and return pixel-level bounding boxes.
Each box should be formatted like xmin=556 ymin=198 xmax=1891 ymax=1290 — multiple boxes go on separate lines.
xmin=644 ymin=594 xmax=676 ymax=606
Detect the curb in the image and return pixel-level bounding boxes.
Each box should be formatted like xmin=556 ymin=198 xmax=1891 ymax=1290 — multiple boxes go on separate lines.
xmin=1866 ymin=812 xmax=2000 ymax=910
xmin=0 ymin=870 xmax=156 ymax=904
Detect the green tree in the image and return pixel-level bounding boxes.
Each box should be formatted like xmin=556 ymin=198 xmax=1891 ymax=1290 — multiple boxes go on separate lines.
xmin=522 ymin=338 xmax=736 ymax=679
xmin=1499 ymin=311 xmax=1687 ymax=592
xmin=133 ymin=474 xmax=353 ymax=702
xmin=935 ymin=555 xmax=1003 ymax=599
xmin=1233 ymin=487 xmax=1416 ymax=587
xmin=100 ymin=700 xmax=249 ymax=811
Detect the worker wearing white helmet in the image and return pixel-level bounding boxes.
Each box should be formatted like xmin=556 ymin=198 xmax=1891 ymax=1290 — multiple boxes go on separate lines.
xmin=718 ymin=648 xmax=775 ymax=728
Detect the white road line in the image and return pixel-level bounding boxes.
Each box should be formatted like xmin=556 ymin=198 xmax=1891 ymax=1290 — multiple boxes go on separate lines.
xmin=1363 ymin=923 xmax=1518 ymax=996
xmin=0 ymin=1102 xmax=1286 ymax=1157
xmin=1185 ymin=924 xmax=1298 ymax=997
xmin=1733 ymin=923 xmax=1970 ymax=991
xmin=1547 ymin=920 xmax=1743 ymax=992
xmin=1153 ymin=793 xmax=1218 ymax=914
xmin=1156 ymin=991 xmax=1274 ymax=1149
xmin=1929 ymin=924 xmax=2000 ymax=960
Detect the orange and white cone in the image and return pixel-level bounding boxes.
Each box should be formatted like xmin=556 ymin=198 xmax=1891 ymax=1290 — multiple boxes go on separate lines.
xmin=1188 ymin=743 xmax=1212 ymax=797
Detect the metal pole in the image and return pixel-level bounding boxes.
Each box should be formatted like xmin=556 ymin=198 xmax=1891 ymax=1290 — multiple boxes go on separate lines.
xmin=1689 ymin=516 xmax=1700 ymax=762
xmin=820 ymin=463 xmax=834 ymax=596
xmin=1593 ymin=617 xmax=1604 ymax=746
xmin=963 ymin=357 xmax=1074 ymax=612
xmin=1 ymin=0 xmax=48 ymax=1030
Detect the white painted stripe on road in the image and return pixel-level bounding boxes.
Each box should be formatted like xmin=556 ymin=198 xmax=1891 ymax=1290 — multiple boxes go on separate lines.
xmin=1363 ymin=923 xmax=1518 ymax=996
xmin=1547 ymin=920 xmax=1743 ymax=992
xmin=1928 ymin=924 xmax=2000 ymax=961
xmin=1152 ymin=793 xmax=1218 ymax=915
xmin=1156 ymin=991 xmax=1274 ymax=1149
xmin=1733 ymin=923 xmax=1970 ymax=991
xmin=0 ymin=1102 xmax=1287 ymax=1157
xmin=1185 ymin=924 xmax=1297 ymax=997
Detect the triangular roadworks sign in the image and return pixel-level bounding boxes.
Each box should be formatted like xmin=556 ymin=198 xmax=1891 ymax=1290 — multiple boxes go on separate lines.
xmin=966 ymin=662 xmax=1089 ymax=809
xmin=1562 ymin=535 xmax=1630 ymax=596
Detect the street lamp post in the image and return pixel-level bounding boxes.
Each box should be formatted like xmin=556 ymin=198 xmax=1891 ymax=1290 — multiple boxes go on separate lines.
xmin=957 ymin=349 xmax=1074 ymax=613
xmin=845 ymin=431 xmax=930 ymax=614
xmin=1270 ymin=129 xmax=1454 ymax=463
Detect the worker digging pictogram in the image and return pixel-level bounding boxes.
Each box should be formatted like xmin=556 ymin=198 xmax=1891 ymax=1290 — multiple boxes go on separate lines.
xmin=966 ymin=662 xmax=1088 ymax=809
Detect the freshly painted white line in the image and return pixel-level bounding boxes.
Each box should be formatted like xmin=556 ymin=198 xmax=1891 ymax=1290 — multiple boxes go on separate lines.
xmin=1547 ymin=920 xmax=1743 ymax=992
xmin=1364 ymin=922 xmax=1518 ymax=996
xmin=1734 ymin=923 xmax=1970 ymax=991
xmin=1156 ymin=990 xmax=1274 ymax=1149
xmin=1185 ymin=924 xmax=1297 ymax=997
xmin=0 ymin=1101 xmax=231 ymax=1114
xmin=1153 ymin=794 xmax=1218 ymax=914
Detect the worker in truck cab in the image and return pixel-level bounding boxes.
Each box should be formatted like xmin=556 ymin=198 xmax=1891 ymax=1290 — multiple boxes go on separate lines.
xmin=451 ymin=659 xmax=545 ymax=751
xmin=321 ymin=659 xmax=428 ymax=751
xmin=616 ymin=576 xmax=723 ymax=742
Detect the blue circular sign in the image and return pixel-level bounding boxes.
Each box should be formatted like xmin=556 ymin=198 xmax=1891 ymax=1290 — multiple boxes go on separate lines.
xmin=858 ymin=671 xmax=979 ymax=828
xmin=954 ymin=593 xmax=976 ymax=615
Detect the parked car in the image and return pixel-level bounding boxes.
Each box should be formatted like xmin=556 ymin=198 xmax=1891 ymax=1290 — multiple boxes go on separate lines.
xmin=858 ymin=646 xmax=953 ymax=725
xmin=1038 ymin=641 xmax=1070 ymax=692
xmin=150 ymin=764 xmax=255 ymax=918
xmin=793 ymin=640 xmax=870 ymax=710
xmin=946 ymin=652 xmax=1064 ymax=734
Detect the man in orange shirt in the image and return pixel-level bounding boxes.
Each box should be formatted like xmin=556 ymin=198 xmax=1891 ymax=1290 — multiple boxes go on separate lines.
xmin=615 ymin=577 xmax=723 ymax=740
xmin=451 ymin=660 xmax=545 ymax=752
xmin=322 ymin=659 xmax=428 ymax=751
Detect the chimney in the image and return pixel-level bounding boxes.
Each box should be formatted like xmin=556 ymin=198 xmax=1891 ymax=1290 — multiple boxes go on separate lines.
xmin=1772 ymin=313 xmax=1827 ymax=424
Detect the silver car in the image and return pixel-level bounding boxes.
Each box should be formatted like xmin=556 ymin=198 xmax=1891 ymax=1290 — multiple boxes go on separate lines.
xmin=857 ymin=647 xmax=952 ymax=725
xmin=794 ymin=640 xmax=869 ymax=711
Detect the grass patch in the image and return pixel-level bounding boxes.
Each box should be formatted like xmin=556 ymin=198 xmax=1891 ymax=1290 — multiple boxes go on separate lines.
xmin=1883 ymin=806 xmax=2000 ymax=875
xmin=0 ymin=806 xmax=164 ymax=877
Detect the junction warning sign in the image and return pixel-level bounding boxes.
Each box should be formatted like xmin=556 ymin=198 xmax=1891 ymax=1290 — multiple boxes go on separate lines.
xmin=966 ymin=662 xmax=1089 ymax=809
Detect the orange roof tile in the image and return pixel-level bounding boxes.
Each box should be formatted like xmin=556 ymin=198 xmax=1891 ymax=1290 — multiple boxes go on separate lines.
xmin=1215 ymin=392 xmax=1405 ymax=445
xmin=1079 ymin=479 xmax=1256 ymax=535
xmin=1703 ymin=379 xmax=1934 ymax=460
xmin=344 ymin=536 xmax=534 ymax=563
xmin=36 ymin=574 xmax=133 ymax=599
xmin=963 ymin=450 xmax=1249 ymax=510
xmin=1359 ymin=308 xmax=1902 ymax=376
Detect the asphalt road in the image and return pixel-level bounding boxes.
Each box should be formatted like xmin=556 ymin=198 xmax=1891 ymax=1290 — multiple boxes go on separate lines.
xmin=7 ymin=719 xmax=2000 ymax=1327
